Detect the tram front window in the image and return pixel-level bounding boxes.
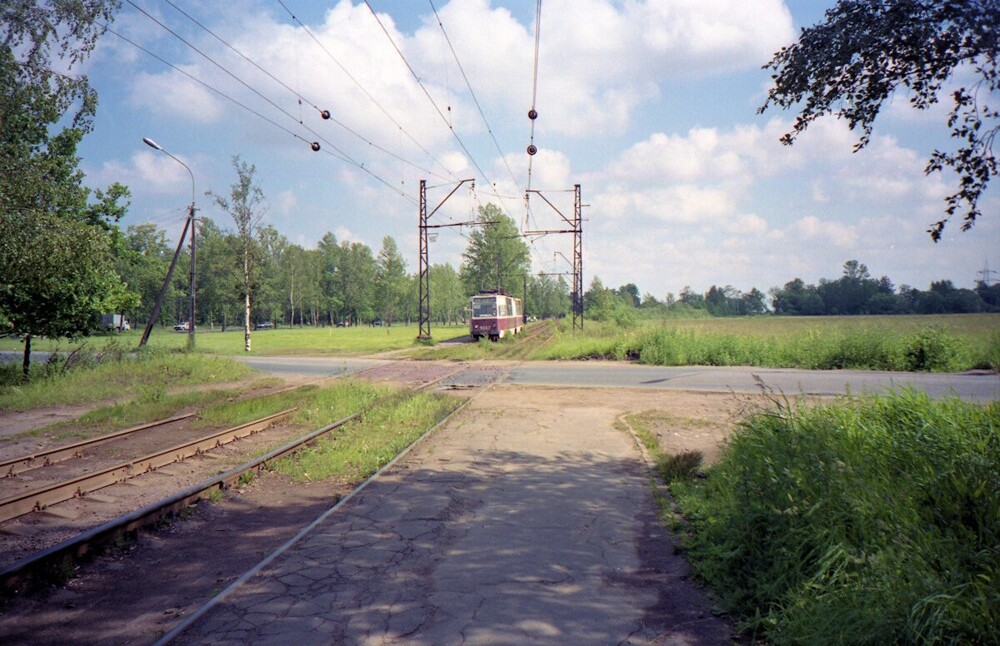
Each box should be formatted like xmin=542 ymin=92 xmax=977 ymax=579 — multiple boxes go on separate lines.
xmin=472 ymin=298 xmax=497 ymax=318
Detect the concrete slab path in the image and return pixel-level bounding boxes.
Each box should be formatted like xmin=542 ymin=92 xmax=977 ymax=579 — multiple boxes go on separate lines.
xmin=171 ymin=387 xmax=732 ymax=645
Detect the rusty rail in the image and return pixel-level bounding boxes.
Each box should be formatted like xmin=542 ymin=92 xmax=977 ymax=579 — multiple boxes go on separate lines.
xmin=0 ymin=409 xmax=296 ymax=523
xmin=1 ymin=413 xmax=198 ymax=478
xmin=0 ymin=410 xmax=358 ymax=596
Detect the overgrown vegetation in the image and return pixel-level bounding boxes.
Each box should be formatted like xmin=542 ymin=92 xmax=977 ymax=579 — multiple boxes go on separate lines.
xmin=534 ymin=316 xmax=1000 ymax=372
xmin=671 ymin=390 xmax=999 ymax=643
xmin=0 ymin=347 xmax=254 ymax=412
xmin=275 ymin=388 xmax=461 ymax=483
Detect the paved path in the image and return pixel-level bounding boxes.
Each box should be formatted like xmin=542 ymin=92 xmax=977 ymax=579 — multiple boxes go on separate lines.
xmin=170 ymin=387 xmax=731 ymax=645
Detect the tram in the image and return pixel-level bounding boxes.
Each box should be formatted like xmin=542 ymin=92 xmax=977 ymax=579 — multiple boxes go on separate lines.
xmin=470 ymin=290 xmax=523 ymax=341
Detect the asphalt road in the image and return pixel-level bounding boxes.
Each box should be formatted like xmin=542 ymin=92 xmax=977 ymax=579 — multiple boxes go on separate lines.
xmin=237 ymin=356 xmax=1000 ymax=402
xmin=4 ymin=352 xmax=997 ymax=401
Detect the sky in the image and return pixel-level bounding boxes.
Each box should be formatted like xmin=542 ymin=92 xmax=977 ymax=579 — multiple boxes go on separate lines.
xmin=74 ymin=0 xmax=999 ymax=300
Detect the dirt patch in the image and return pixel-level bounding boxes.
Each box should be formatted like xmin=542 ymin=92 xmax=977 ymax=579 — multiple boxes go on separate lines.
xmin=0 ymin=385 xmax=759 ymax=644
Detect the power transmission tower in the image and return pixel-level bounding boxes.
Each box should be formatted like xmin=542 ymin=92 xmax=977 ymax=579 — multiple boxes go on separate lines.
xmin=526 ymin=184 xmax=584 ymax=331
xmin=978 ymin=260 xmax=998 ymax=286
xmin=418 ymin=178 xmax=475 ymax=340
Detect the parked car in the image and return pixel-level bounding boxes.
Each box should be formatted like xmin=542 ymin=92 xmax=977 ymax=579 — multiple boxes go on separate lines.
xmin=173 ymin=322 xmax=190 ymax=332
xmin=254 ymin=321 xmax=274 ymax=330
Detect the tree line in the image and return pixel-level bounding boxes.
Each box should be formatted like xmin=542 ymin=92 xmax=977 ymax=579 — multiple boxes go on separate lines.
xmin=581 ymin=259 xmax=999 ymax=323
xmin=113 ymin=168 xmax=570 ymax=335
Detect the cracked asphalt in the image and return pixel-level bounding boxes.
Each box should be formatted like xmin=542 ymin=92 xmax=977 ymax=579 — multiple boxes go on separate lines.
xmin=171 ymin=386 xmax=732 ymax=645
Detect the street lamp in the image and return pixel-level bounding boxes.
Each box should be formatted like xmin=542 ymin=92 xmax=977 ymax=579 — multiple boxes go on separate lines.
xmin=143 ymin=137 xmax=197 ymax=350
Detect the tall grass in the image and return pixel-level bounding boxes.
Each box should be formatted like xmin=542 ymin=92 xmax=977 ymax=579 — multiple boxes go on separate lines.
xmin=0 ymin=348 xmax=255 ymax=412
xmin=533 ymin=316 xmax=1000 ymax=372
xmin=671 ymin=390 xmax=1000 ymax=643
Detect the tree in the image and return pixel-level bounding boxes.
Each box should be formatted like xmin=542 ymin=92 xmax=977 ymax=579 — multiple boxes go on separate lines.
xmin=459 ymin=204 xmax=530 ymax=296
xmin=760 ymin=1 xmax=999 ymax=239
xmin=429 ymin=263 xmax=465 ymax=325
xmin=375 ymin=236 xmax=407 ymax=325
xmin=209 ymin=157 xmax=266 ymax=351
xmin=116 ymin=223 xmax=171 ymax=326
xmin=1 ymin=0 xmax=130 ymax=376
xmin=0 ymin=212 xmax=118 ymax=377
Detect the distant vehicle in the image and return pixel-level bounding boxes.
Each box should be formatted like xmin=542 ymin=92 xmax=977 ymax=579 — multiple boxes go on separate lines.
xmin=336 ymin=320 xmax=348 ymax=327
xmin=101 ymin=314 xmax=130 ymax=332
xmin=470 ymin=290 xmax=523 ymax=341
xmin=174 ymin=322 xmax=190 ymax=332
xmin=371 ymin=318 xmax=384 ymax=327
xmin=254 ymin=321 xmax=274 ymax=330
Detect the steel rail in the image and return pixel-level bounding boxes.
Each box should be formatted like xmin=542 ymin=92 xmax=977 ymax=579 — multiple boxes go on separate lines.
xmin=1 ymin=382 xmax=313 ymax=479
xmin=1 ymin=413 xmax=197 ymax=478
xmin=0 ymin=408 xmax=296 ymax=523
xmin=0 ymin=410 xmax=359 ymax=596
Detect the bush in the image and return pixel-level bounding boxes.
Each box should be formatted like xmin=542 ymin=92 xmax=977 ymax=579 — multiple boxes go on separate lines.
xmin=672 ymin=391 xmax=1000 ymax=643
xmin=904 ymin=326 xmax=962 ymax=372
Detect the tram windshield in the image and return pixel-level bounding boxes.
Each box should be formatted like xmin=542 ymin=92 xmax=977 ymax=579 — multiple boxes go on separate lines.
xmin=472 ymin=297 xmax=497 ymax=318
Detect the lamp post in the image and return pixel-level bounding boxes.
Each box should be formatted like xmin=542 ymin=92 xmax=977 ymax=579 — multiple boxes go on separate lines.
xmin=143 ymin=137 xmax=197 ymax=350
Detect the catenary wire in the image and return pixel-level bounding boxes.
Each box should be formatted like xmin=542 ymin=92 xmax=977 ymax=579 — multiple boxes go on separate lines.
xmin=100 ymin=20 xmax=413 ymax=203
xmin=362 ymin=0 xmax=514 ymax=218
xmin=525 ymin=0 xmax=542 ymax=193
xmin=274 ymin=0 xmax=456 ymax=182
xmin=160 ymin=0 xmax=450 ymax=183
xmin=427 ymin=0 xmax=521 ymax=194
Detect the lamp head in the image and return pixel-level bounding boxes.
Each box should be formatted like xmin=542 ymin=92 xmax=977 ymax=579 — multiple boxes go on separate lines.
xmin=142 ymin=137 xmax=163 ymax=151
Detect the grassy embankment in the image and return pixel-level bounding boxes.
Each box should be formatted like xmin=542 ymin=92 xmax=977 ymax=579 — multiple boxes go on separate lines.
xmin=0 ymin=348 xmax=257 ymax=414
xmin=662 ymin=391 xmax=999 ymax=644
xmin=535 ymin=314 xmax=1000 ymax=371
xmin=0 ymin=348 xmax=461 ymax=487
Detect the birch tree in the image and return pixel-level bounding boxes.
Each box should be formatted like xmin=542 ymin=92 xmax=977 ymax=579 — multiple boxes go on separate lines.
xmin=209 ymin=157 xmax=265 ymax=351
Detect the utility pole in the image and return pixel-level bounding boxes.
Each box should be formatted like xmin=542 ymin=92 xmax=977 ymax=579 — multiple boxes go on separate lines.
xmin=139 ymin=218 xmax=189 ymax=347
xmin=140 ymin=137 xmax=197 ymax=349
xmin=418 ymin=178 xmax=475 ymax=340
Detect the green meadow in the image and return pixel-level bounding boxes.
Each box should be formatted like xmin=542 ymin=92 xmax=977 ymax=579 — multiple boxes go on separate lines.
xmin=1 ymin=314 xmax=997 ymax=371
xmin=535 ymin=314 xmax=1000 ymax=372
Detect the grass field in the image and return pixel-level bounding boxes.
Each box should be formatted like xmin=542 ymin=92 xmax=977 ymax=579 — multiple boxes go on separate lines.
xmin=1 ymin=314 xmax=997 ymax=372
xmin=0 ymin=323 xmax=469 ymax=356
xmin=535 ymin=314 xmax=1000 ymax=371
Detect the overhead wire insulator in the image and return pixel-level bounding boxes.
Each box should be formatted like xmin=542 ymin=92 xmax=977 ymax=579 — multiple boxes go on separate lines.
xmin=321 ymin=109 xmax=331 ymax=120
xmin=528 ymin=109 xmax=538 ymax=120
xmin=527 ymin=145 xmax=537 ymax=156
xmin=311 ymin=142 xmax=321 ymax=152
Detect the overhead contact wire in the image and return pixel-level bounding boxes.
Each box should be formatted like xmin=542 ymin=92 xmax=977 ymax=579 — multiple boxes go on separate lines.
xmin=428 ymin=0 xmax=521 ymax=194
xmin=363 ymin=0 xmax=510 ymax=215
xmin=101 ymin=20 xmax=412 ymax=202
xmin=162 ymin=0 xmax=449 ymax=182
xmin=274 ymin=0 xmax=456 ymax=181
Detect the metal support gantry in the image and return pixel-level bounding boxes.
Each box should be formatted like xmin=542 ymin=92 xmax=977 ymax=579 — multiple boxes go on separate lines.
xmin=417 ymin=178 xmax=475 ymax=341
xmin=526 ymin=184 xmax=584 ymax=332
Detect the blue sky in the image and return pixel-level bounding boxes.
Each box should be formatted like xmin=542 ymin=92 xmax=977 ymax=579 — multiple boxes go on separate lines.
xmin=76 ymin=0 xmax=998 ymax=299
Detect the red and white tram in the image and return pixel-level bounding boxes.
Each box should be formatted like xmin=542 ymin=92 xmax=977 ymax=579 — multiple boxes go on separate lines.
xmin=470 ymin=291 xmax=523 ymax=341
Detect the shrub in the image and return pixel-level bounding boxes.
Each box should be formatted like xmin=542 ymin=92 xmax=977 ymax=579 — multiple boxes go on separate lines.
xmin=673 ymin=390 xmax=1000 ymax=643
xmin=904 ymin=326 xmax=962 ymax=371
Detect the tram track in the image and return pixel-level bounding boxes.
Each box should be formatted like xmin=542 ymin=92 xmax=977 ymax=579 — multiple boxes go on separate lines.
xmin=0 ymin=408 xmax=296 ymax=524
xmin=0 ymin=364 xmax=489 ymax=597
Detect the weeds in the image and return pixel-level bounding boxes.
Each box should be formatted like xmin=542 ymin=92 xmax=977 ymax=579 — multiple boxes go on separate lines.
xmin=275 ymin=388 xmax=461 ymax=483
xmin=0 ymin=350 xmax=255 ymax=412
xmin=534 ymin=317 xmax=996 ymax=372
xmin=672 ymin=390 xmax=1000 ymax=643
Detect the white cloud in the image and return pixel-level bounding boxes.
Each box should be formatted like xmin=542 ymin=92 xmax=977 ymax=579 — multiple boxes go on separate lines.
xmin=131 ymin=68 xmax=225 ymax=123
xmin=788 ymin=215 xmax=859 ymax=247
